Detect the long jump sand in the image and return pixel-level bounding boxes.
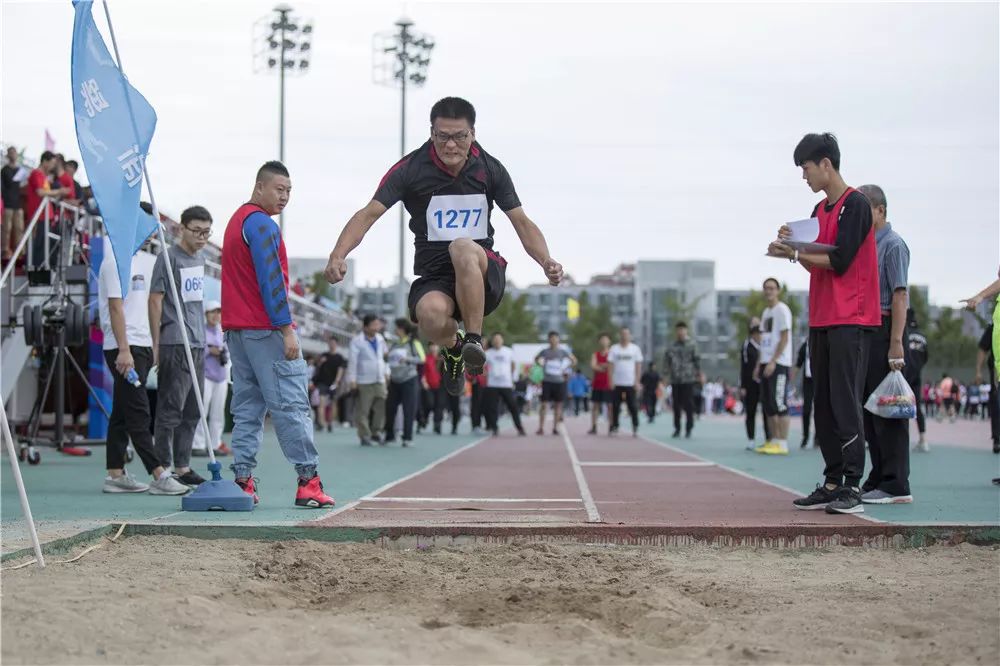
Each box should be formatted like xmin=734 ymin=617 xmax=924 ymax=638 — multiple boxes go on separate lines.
xmin=2 ymin=536 xmax=997 ymax=665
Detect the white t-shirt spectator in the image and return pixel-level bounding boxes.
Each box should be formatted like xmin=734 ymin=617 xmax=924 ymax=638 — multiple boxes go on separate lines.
xmin=485 ymin=346 xmax=515 ymax=388
xmin=760 ymin=302 xmax=793 ymax=367
xmin=98 ymin=248 xmax=156 ymax=351
xmin=608 ymin=343 xmax=644 ymax=387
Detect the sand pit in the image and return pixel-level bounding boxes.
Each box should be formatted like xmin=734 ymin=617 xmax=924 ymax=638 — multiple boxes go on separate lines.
xmin=2 ymin=536 xmax=997 ymax=665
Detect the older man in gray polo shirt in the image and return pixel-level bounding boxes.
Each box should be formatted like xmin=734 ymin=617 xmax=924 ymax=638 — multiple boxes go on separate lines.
xmin=857 ymin=184 xmax=913 ymax=505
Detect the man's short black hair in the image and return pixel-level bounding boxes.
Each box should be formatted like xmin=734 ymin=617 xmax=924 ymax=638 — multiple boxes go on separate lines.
xmin=65 ymin=160 xmax=79 ymax=170
xmin=548 ymin=330 xmax=560 ymax=339
xmin=763 ymin=277 xmax=781 ymax=290
xmin=181 ymin=205 xmax=212 ymax=226
xmin=675 ymin=321 xmax=688 ymax=329
xmin=40 ymin=150 xmax=55 ymax=163
xmin=362 ymin=314 xmax=379 ymax=327
xmin=793 ymin=132 xmax=840 ymax=171
xmin=430 ymin=97 xmax=476 ymax=127
xmin=256 ymin=160 xmax=289 ymax=182
xmin=139 ymin=201 xmax=153 ymax=215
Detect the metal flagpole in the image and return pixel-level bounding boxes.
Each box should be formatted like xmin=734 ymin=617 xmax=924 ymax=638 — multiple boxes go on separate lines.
xmin=0 ymin=405 xmax=45 ymax=567
xmin=100 ymin=0 xmax=216 ymax=471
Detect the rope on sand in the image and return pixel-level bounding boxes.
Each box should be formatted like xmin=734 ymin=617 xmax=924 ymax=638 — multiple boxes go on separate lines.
xmin=1 ymin=523 xmax=128 ymax=571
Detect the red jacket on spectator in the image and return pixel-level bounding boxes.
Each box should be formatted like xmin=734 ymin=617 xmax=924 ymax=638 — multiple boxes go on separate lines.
xmin=423 ymin=351 xmax=441 ymax=390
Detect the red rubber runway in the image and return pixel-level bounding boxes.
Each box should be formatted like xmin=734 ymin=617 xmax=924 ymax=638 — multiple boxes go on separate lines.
xmin=312 ymin=417 xmax=870 ymax=529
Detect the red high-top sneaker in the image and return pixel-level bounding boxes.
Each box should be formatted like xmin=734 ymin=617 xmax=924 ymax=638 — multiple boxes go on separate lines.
xmin=295 ymin=476 xmax=335 ymax=508
xmin=235 ymin=477 xmax=259 ymax=505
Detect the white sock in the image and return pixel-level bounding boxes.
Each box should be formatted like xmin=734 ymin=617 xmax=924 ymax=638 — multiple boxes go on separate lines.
xmin=776 ymin=439 xmax=788 ymax=450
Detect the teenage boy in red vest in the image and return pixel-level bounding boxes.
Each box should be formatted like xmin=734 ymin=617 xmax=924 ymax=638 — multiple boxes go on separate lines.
xmin=769 ymin=133 xmax=880 ymax=515
xmin=220 ymin=161 xmax=334 ymax=508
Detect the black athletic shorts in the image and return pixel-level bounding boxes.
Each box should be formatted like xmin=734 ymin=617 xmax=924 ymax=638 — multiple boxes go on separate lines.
xmin=408 ymin=249 xmax=508 ymax=324
xmin=591 ymin=389 xmax=612 ymax=404
xmin=315 ymin=383 xmax=336 ymax=399
xmin=541 ymin=381 xmax=567 ymax=404
xmin=760 ymin=364 xmax=789 ymax=417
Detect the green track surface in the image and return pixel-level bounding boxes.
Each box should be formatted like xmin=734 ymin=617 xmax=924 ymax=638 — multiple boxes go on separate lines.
xmin=2 ymin=425 xmax=481 ymax=552
xmin=640 ymin=415 xmax=1000 ymax=525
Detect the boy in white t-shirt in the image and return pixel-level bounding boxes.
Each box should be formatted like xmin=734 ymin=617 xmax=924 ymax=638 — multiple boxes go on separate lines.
xmin=98 ymin=240 xmax=189 ymax=496
xmin=607 ymin=327 xmax=644 ymax=437
xmin=483 ymin=333 xmax=526 ymax=436
xmin=754 ymin=278 xmax=793 ymax=454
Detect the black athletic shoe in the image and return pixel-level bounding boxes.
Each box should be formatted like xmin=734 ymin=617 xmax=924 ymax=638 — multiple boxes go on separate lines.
xmin=993 ymin=438 xmax=999 ymax=454
xmin=826 ymin=486 xmax=864 ymax=514
xmin=461 ymin=340 xmax=487 ymax=376
xmin=176 ymin=470 xmax=206 ymax=487
xmin=800 ymin=437 xmax=809 ymax=449
xmin=440 ymin=345 xmax=466 ymax=397
xmin=587 ymin=426 xmax=597 ymax=435
xmin=671 ymin=430 xmax=681 ymax=439
xmin=793 ymin=484 xmax=840 ymax=511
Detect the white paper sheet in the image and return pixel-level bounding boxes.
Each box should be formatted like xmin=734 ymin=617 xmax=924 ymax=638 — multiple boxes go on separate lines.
xmin=767 ymin=217 xmax=836 ymax=256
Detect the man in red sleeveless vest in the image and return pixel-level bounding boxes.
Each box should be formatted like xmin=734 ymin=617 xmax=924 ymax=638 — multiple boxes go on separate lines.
xmin=769 ymin=133 xmax=880 ymax=516
xmin=221 ymin=161 xmax=334 ymax=508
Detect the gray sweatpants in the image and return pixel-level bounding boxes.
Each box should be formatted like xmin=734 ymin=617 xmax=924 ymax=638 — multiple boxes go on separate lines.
xmin=154 ymin=344 xmax=205 ymax=470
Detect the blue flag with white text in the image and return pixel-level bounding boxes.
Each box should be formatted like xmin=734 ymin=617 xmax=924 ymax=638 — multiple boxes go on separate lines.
xmin=71 ymin=0 xmax=158 ymax=298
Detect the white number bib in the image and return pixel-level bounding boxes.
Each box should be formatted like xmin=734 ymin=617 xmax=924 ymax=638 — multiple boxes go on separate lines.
xmin=427 ymin=193 xmax=488 ymax=242
xmin=179 ymin=265 xmax=204 ymax=303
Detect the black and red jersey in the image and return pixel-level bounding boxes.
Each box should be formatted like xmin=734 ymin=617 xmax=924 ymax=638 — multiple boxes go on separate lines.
xmin=372 ymin=140 xmax=521 ymax=276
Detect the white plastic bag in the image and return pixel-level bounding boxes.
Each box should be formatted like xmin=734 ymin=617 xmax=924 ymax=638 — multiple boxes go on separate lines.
xmin=864 ymin=369 xmax=917 ymax=419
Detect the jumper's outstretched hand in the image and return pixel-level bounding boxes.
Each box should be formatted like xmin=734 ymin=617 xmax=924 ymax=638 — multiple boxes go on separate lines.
xmin=325 ymin=256 xmax=348 ymax=284
xmin=960 ymin=295 xmax=984 ymax=311
xmin=543 ymin=258 xmax=563 ymax=286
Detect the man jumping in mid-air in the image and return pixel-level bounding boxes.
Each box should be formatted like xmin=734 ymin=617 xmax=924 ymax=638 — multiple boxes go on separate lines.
xmin=324 ymin=97 xmax=563 ymax=395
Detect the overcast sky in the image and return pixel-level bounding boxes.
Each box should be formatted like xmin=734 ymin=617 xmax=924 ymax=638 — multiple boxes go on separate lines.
xmin=3 ymin=1 xmax=997 ymax=305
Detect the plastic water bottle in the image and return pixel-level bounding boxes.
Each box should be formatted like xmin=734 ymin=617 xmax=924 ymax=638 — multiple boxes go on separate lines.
xmin=126 ymin=368 xmax=142 ymax=388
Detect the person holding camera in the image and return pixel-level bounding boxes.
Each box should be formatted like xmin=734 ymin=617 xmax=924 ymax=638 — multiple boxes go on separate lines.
xmin=192 ymin=300 xmax=231 ymax=457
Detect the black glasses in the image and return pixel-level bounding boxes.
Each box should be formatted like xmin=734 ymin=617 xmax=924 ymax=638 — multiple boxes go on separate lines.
xmin=432 ymin=130 xmax=472 ymax=145
xmin=184 ymin=225 xmax=212 ymax=239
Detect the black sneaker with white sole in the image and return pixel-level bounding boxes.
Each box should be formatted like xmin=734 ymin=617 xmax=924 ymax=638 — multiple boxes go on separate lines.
xmin=176 ymin=470 xmax=206 ymax=487
xmin=461 ymin=339 xmax=487 ymax=375
xmin=792 ymin=484 xmax=840 ymax=511
xmin=825 ymin=486 xmax=865 ymax=514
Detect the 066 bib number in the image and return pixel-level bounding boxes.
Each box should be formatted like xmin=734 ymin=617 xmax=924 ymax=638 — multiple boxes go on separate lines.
xmin=427 ymin=193 xmax=488 ymax=242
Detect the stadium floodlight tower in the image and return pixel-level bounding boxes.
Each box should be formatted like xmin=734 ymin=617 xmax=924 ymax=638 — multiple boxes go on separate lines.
xmin=373 ymin=17 xmax=434 ymax=317
xmin=253 ymin=4 xmax=313 ymax=233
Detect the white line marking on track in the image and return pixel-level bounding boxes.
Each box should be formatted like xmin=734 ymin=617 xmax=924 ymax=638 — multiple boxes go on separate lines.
xmin=637 ymin=434 xmax=886 ymax=524
xmin=304 ymin=434 xmax=496 ymax=522
xmin=359 ymin=497 xmax=583 ymax=503
xmin=149 ymin=511 xmax=183 ymax=522
xmin=355 ymin=507 xmax=584 ymax=512
xmin=560 ymin=424 xmax=602 ymax=523
xmin=579 ymin=461 xmax=715 ymax=468
xmin=305 ymin=500 xmax=360 ymax=522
